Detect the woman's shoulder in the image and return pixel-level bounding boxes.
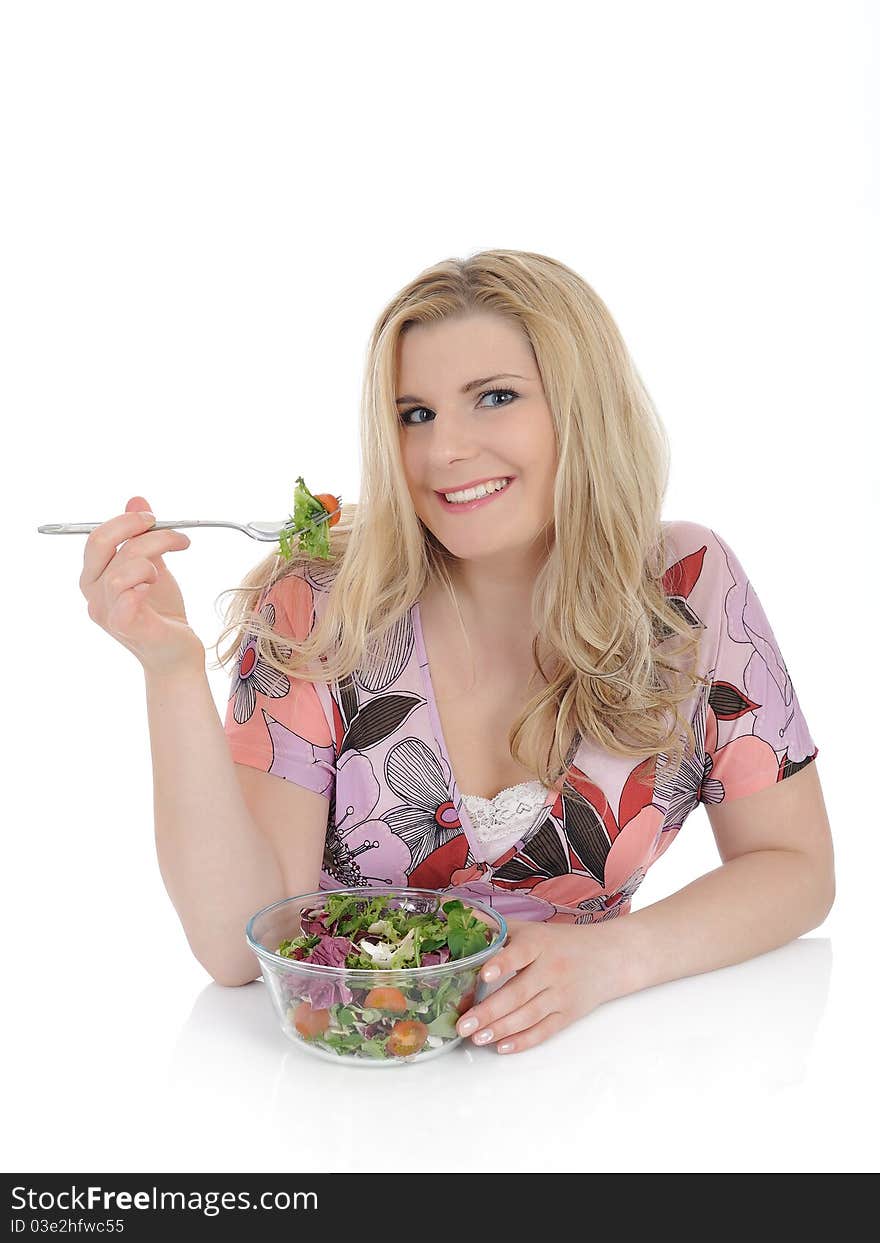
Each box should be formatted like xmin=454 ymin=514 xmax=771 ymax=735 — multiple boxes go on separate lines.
xmin=661 ymin=517 xmax=714 ymax=555
xmin=659 ymin=518 xmax=748 ymax=641
xmin=259 ymin=561 xmax=338 ymax=637
xmin=661 ymin=518 xmax=729 ymax=583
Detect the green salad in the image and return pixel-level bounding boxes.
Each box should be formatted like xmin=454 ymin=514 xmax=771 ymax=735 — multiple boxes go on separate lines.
xmin=274 ymin=892 xmax=495 ymax=1061
xmin=277 ymin=475 xmax=338 ymax=561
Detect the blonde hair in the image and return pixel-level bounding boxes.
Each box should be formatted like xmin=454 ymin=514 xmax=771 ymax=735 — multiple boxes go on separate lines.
xmin=210 ymin=249 xmax=709 ymax=791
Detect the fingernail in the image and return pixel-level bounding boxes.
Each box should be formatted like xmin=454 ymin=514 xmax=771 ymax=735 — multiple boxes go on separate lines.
xmin=459 ymin=1017 xmax=478 ymax=1035
xmin=483 ymin=966 xmax=500 ymax=982
xmin=498 ymin=1042 xmax=514 ymax=1054
xmin=139 ymin=511 xmax=155 ymax=523
xmin=473 ymin=1028 xmax=494 ymax=1044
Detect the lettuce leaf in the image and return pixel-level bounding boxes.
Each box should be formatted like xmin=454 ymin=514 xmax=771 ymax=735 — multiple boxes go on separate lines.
xmin=426 ymin=1010 xmax=460 ymax=1039
xmin=442 ymin=900 xmax=493 ymax=960
xmin=278 ymin=476 xmax=333 ymax=561
xmin=359 ymin=1038 xmax=389 ymax=1059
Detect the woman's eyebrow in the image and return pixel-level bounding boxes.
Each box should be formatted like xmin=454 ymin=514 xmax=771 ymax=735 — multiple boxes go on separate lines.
xmin=395 ymin=372 xmax=532 ymax=405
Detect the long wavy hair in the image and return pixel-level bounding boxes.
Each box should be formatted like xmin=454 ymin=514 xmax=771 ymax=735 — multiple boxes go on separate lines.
xmin=210 ymin=249 xmax=709 ymax=792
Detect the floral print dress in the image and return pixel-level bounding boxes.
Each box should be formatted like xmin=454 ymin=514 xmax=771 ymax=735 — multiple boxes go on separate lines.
xmin=223 ymin=521 xmax=819 ymax=925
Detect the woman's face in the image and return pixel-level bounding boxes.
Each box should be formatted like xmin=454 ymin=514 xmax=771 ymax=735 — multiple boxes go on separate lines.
xmin=395 ymin=312 xmax=558 ymax=561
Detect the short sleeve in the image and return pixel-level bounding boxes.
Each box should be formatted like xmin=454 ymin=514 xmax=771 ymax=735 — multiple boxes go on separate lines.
xmin=698 ymin=528 xmax=819 ymax=805
xmin=223 ymin=573 xmax=337 ymax=799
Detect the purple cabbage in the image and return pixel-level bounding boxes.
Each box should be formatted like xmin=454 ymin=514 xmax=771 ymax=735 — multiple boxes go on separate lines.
xmin=307 ymin=935 xmax=354 ymax=967
xmin=287 ymin=933 xmax=357 ymax=1009
xmin=297 ymin=975 xmax=354 ymax=1008
xmin=300 ymin=906 xmax=335 ymax=935
xmin=421 ymin=945 xmax=452 ymax=966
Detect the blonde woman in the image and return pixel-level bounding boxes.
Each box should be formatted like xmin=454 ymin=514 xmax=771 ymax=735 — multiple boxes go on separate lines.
xmin=81 ymin=249 xmax=834 ymax=1057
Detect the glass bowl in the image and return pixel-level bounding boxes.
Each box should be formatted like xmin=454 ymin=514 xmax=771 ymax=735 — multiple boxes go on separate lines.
xmin=245 ymin=886 xmax=507 ymax=1066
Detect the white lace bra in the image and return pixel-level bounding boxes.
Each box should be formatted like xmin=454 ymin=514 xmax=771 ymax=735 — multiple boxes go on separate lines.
xmin=460 ymin=779 xmax=549 ymax=856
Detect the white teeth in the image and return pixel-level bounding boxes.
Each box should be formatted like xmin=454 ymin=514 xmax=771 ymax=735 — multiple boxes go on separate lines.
xmin=443 ymin=478 xmax=511 ymax=504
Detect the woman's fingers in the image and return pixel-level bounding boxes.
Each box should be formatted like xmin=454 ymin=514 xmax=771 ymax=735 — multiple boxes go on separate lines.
xmin=117 ymin=528 xmax=191 ymax=564
xmin=104 ymin=553 xmax=163 ymax=598
xmin=80 ymin=510 xmax=159 ymax=591
xmin=82 ymin=522 xmax=191 ymax=636
xmin=78 ymin=498 xmax=204 ymax=676
xmin=82 ymin=522 xmax=190 ymax=592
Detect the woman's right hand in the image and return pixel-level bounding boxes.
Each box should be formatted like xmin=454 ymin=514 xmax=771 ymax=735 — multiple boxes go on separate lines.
xmin=79 ymin=495 xmax=206 ymax=678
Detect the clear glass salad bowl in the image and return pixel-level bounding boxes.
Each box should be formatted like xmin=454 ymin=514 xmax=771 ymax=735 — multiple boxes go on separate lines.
xmin=246 ymin=886 xmax=508 ymax=1066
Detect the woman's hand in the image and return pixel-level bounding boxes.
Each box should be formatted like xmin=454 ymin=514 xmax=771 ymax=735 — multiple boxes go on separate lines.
xmin=456 ymin=916 xmax=632 ymax=1055
xmin=80 ymin=494 xmax=205 ymax=678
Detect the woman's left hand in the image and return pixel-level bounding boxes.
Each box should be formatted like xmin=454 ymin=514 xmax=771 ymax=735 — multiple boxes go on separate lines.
xmin=455 ymin=916 xmax=632 ymax=1055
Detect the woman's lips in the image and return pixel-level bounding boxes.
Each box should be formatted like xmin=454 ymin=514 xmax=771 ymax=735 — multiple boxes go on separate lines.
xmin=435 ymin=478 xmax=516 ymax=513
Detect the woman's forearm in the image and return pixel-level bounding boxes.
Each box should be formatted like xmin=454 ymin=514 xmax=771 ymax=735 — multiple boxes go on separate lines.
xmin=608 ymin=850 xmax=835 ymax=998
xmin=144 ymin=662 xmax=286 ymax=985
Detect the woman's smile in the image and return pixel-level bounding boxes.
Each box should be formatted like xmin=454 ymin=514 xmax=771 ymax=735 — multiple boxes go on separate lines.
xmin=435 ymin=477 xmax=516 ymax=513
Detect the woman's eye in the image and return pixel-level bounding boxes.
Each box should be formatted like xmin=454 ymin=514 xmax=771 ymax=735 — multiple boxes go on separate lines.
xmin=399 ymin=387 xmax=518 ymax=426
xmin=479 ymin=388 xmax=518 ymax=410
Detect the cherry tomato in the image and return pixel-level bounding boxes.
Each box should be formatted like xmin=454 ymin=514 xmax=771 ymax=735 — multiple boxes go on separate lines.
xmin=314 ymin=494 xmax=341 ymax=527
xmin=292 ymin=1001 xmax=331 ymax=1038
xmin=364 ymin=986 xmax=409 ymax=1013
xmin=387 ymin=1020 xmax=429 ymax=1057
xmin=457 ymin=988 xmax=476 ymax=1017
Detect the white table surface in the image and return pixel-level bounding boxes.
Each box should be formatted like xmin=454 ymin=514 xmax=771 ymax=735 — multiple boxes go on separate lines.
xmin=5 ymin=656 xmax=872 ymax=1175
xmin=4 ymin=907 xmax=874 ymax=1173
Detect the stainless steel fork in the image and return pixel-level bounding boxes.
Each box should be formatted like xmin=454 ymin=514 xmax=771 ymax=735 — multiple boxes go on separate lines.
xmin=37 ymin=497 xmax=343 ymax=542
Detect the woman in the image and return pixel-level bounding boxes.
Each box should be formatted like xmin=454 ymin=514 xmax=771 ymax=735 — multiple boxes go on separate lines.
xmin=81 ymin=249 xmax=834 ymax=1055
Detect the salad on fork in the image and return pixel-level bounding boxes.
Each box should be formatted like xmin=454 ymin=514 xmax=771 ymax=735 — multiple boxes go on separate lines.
xmin=278 ymin=476 xmax=341 ymax=560
xmin=37 ymin=475 xmax=342 ymax=560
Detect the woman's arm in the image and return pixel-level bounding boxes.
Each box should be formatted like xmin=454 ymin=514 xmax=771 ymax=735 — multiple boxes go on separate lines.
xmin=613 ymin=846 xmax=833 ymax=997
xmin=614 ymin=760 xmax=835 ymax=993
xmin=145 ymin=663 xmax=287 ymax=985
xmin=455 ymin=763 xmax=834 ymax=1054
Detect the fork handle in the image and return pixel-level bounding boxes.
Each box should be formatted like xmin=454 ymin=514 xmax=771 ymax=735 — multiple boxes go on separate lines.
xmin=37 ymin=520 xmax=236 ymax=534
xmin=147 ymin=520 xmax=234 ymax=530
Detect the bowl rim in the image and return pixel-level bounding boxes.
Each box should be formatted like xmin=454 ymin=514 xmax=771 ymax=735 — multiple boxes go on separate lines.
xmin=245 ymin=885 xmax=508 ymax=976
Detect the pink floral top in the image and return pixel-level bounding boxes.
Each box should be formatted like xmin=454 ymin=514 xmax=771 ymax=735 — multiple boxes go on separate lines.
xmin=223 ymin=521 xmax=819 ymax=926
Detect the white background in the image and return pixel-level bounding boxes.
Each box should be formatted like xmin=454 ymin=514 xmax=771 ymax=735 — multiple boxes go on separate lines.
xmin=2 ymin=0 xmax=877 ymax=1174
